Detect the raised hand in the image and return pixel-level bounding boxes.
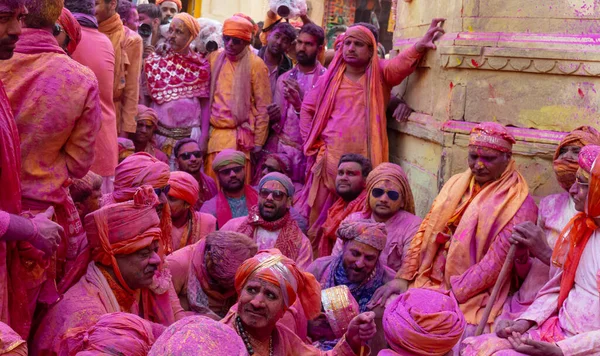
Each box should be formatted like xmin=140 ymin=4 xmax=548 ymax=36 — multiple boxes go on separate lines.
xmin=346 ymin=312 xmax=377 ymax=353
xmin=366 ymin=278 xmax=408 ymax=309
xmin=415 ymin=18 xmax=446 ymax=53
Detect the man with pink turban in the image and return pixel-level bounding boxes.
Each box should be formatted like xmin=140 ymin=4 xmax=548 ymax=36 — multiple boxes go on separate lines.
xmin=32 ymin=187 xmax=185 ymax=355
xmin=332 ymin=163 xmax=422 ymax=272
xmin=463 ymin=145 xmax=600 ymax=356
xmin=167 ymin=171 xmax=216 ymax=252
xmin=133 ymin=104 xmax=169 ymax=164
xmin=167 ymin=231 xmax=257 ymax=318
xmin=371 ymin=122 xmax=538 ymax=352
xmin=204 ymin=13 xmax=271 ymax=183
xmin=222 ymin=249 xmax=378 ymax=355
xmin=380 ymin=288 xmax=466 ymax=355
xmin=55 ymin=7 xmax=82 ymax=56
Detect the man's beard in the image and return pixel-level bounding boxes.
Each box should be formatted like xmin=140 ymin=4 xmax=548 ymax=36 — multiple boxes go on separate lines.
xmin=337 ymin=189 xmax=362 ymax=202
xmin=296 ymin=52 xmax=317 ymax=66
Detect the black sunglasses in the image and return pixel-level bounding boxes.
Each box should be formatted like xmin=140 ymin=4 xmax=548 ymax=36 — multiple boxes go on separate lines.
xmin=218 ymin=166 xmax=244 ymax=175
xmin=223 ymin=35 xmax=243 ymax=45
xmin=154 ymin=185 xmax=171 ymax=196
xmin=259 ymin=188 xmax=288 ymax=201
xmin=371 ymin=188 xmax=400 ymax=201
xmin=179 ymin=151 xmax=202 ymax=160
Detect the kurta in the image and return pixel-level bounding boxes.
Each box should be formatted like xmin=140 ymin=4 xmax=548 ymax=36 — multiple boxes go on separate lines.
xmin=332 ymin=211 xmax=422 ymax=272
xmin=200 ymin=193 xmax=253 ymax=228
xmin=72 ymin=26 xmax=118 ymax=178
xmin=170 ymin=211 xmax=216 ymax=252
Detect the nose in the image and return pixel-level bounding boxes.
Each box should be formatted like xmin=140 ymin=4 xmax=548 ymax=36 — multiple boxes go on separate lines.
xmin=250 ymin=294 xmax=265 ymax=308
xmin=379 ymin=192 xmax=389 ymax=203
xmin=148 ymin=251 xmax=161 ymax=266
xmin=569 ymin=182 xmax=578 ymax=196
xmin=9 ymin=18 xmax=21 ymax=36
xmin=354 ymin=257 xmax=365 ymax=268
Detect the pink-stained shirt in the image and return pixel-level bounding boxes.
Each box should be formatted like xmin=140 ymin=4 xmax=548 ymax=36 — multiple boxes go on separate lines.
xmin=72 ymin=26 xmax=118 ymax=178
xmin=0 ymin=29 xmax=101 ymax=206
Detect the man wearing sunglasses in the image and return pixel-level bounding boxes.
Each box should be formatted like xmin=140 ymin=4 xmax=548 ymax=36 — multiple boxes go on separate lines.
xmin=221 ymin=172 xmax=313 ymax=270
xmin=174 ymin=138 xmax=218 ymax=210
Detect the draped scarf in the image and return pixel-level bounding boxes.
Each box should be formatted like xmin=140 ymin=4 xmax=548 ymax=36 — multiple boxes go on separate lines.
xmin=98 ymin=13 xmax=127 ymax=100
xmin=215 ymin=185 xmax=258 ymax=228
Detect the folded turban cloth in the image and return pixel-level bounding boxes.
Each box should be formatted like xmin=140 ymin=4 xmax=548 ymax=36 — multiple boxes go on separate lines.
xmin=118 ymin=137 xmax=135 ymax=162
xmin=366 ymin=162 xmax=415 ymax=215
xmin=345 ymin=25 xmax=374 ymax=47
xmin=383 ymin=288 xmax=466 ymax=356
xmin=70 ymin=170 xmax=103 ymax=202
xmin=113 ymin=152 xmax=170 ymax=202
xmin=553 ymin=126 xmax=600 ymax=191
xmin=136 ymin=104 xmax=159 ymax=126
xmin=61 ymin=312 xmax=161 ymax=356
xmin=202 ymin=231 xmax=258 ymax=282
xmin=578 ymin=144 xmax=600 ymax=178
xmin=259 ymin=172 xmax=295 ymax=196
xmin=212 ymin=149 xmax=246 ymax=172
xmin=0 ymin=322 xmax=27 ymax=356
xmin=58 ymin=8 xmax=82 ymax=55
xmin=223 ymin=14 xmax=255 ymax=42
xmin=173 ymin=13 xmax=200 ymax=39
xmin=469 ymin=122 xmax=516 ymax=153
xmin=235 ymin=249 xmax=322 ymax=320
xmin=336 ymin=219 xmax=387 ymax=251
xmin=149 ymin=316 xmax=247 ymax=355
xmin=168 ymin=171 xmax=200 ymax=207
xmin=156 ymin=0 xmax=182 ymax=11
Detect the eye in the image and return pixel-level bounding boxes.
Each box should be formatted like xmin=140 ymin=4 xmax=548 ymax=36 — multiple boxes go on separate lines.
xmin=351 ymin=250 xmax=360 ymax=257
xmin=337 ymin=170 xmax=344 ymax=176
xmin=266 ymin=291 xmax=277 ymax=300
xmin=246 ymin=286 xmax=258 ymax=294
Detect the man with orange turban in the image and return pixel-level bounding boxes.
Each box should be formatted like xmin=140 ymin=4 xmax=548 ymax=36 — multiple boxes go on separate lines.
xmin=32 ymin=187 xmax=185 ymax=355
xmin=156 ymin=0 xmax=181 ymax=23
xmin=371 ymin=122 xmax=538 ymax=352
xmin=463 ymin=145 xmax=600 ymax=356
xmin=133 ymin=104 xmax=169 ymax=164
xmin=295 ymin=19 xmax=444 ymax=251
xmin=167 ymin=171 xmax=216 ymax=252
xmin=204 ymin=13 xmax=272 ymax=183
xmin=56 ymin=7 xmax=82 ymax=56
xmin=222 ymin=249 xmax=378 ymax=355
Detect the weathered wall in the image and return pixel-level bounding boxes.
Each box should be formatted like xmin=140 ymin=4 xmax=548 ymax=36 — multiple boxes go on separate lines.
xmin=200 ymin=0 xmax=325 ymax=26
xmin=389 ymin=0 xmax=600 ymax=217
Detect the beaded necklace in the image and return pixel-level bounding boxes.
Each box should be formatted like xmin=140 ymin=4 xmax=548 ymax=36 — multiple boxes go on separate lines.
xmin=235 ymin=316 xmax=273 ymax=356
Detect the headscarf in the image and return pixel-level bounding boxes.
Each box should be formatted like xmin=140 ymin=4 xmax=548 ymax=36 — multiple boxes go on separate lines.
xmin=211 ymin=149 xmax=246 ymax=172
xmin=234 ymin=250 xmax=322 ymax=320
xmin=365 ymin=162 xmax=415 ymax=215
xmin=60 ymin=312 xmax=160 ymax=356
xmin=168 ymin=171 xmax=200 ymax=207
xmin=149 ymin=316 xmax=248 ymax=356
xmin=553 ymin=126 xmax=600 ymax=191
xmin=336 ymin=219 xmax=387 ymax=252
xmin=136 ymin=104 xmax=159 ymax=126
xmin=552 ymin=145 xmax=600 ymax=309
xmin=58 ymin=7 xmax=82 ymax=55
xmin=383 ymin=288 xmax=466 ymax=356
xmin=468 ymin=122 xmax=516 ymax=153
xmin=222 ymin=14 xmax=255 ymax=42
xmin=0 ymin=322 xmax=27 ymax=356
xmin=259 ymin=172 xmax=295 ymax=197
xmin=156 ymin=0 xmax=182 ymax=11
xmin=112 ymin=153 xmax=170 ymax=202
xmin=173 ymin=13 xmax=200 ymax=45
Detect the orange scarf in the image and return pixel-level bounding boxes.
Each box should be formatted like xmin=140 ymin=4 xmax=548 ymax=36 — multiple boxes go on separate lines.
xmin=98 ymin=13 xmax=126 ymax=100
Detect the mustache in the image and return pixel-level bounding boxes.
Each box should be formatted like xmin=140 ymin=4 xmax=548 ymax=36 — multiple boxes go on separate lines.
xmin=244 ymin=305 xmax=267 ymax=316
xmin=0 ymin=35 xmax=18 ymax=46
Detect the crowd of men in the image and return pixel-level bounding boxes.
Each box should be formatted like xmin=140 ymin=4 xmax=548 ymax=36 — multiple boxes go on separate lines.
xmin=0 ymin=0 xmax=598 ymax=355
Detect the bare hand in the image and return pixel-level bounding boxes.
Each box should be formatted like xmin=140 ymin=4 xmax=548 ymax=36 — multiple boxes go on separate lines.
xmin=267 ymin=103 xmax=282 ymax=123
xmin=507 ymin=333 xmax=564 ymax=356
xmin=367 ymin=278 xmax=408 ymax=309
xmin=29 ymin=207 xmax=64 ymax=258
xmin=346 ymin=312 xmax=377 ymax=353
xmin=510 ymin=222 xmax=552 ymax=265
xmin=393 ymin=101 xmax=413 ymax=123
xmin=283 ymin=80 xmax=302 ymax=111
xmin=496 ymin=319 xmax=534 ymax=339
xmin=415 ymin=18 xmax=445 ymax=53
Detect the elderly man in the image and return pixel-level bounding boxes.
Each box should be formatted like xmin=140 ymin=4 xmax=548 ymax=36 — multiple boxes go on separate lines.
xmin=167 ymin=231 xmax=257 ymax=318
xmin=371 ymin=122 xmax=538 ymax=347
xmin=315 ymin=153 xmax=372 ymax=257
xmin=463 ymin=145 xmax=600 ymax=356
xmin=222 ymin=250 xmax=378 ymax=355
xmin=156 ymin=0 xmax=180 ymax=23
xmin=70 ymin=171 xmax=103 ymax=223
xmin=167 ymin=171 xmax=216 ymax=252
xmin=97 ymin=0 xmax=143 ymax=136
xmin=32 ymin=187 xmax=185 ymax=355
xmin=221 ymin=172 xmax=313 ymax=269
xmin=201 ymin=149 xmax=259 ymax=228
xmin=332 ymin=163 xmax=422 ymax=272
xmin=205 ymin=13 xmax=271 ymax=183
xmin=174 ymin=138 xmax=218 ymax=210
xmin=133 ymin=104 xmax=169 ymax=164
xmin=258 ymin=21 xmax=295 ymax=96
xmin=296 ymin=20 xmax=444 ymax=245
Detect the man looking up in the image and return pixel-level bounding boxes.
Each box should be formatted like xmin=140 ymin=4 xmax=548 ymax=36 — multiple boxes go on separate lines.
xmin=174 ymin=138 xmax=218 ymax=210
xmin=156 ymin=0 xmax=180 ymax=23
xmin=258 ymin=21 xmax=295 ymax=96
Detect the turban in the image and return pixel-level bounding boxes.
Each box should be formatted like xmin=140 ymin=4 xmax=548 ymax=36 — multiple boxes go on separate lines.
xmin=344 ymin=26 xmax=374 ymax=47
xmin=211 ymin=149 xmax=246 ymax=172
xmin=173 ymin=12 xmax=200 ymax=39
xmin=223 ymin=14 xmax=255 ymax=42
xmin=366 ymin=162 xmax=415 ymax=215
xmin=553 ymin=126 xmax=600 ymax=190
xmin=118 ymin=137 xmax=135 ymax=162
xmin=61 ymin=312 xmax=160 ymax=356
xmin=58 ymin=7 xmax=82 ymax=56
xmin=336 ymin=219 xmax=387 ymax=251
xmin=149 ymin=316 xmax=247 ymax=356
xmin=202 ymin=231 xmax=258 ymax=282
xmin=578 ymin=144 xmax=600 ymax=178
xmin=168 ymin=171 xmax=200 ymax=207
xmin=259 ymin=172 xmax=295 ymax=197
xmin=469 ymin=122 xmax=516 ymax=153
xmin=235 ymin=250 xmax=322 ymax=320
xmin=0 ymin=322 xmax=27 ymax=356
xmin=113 ymin=152 xmax=170 ymax=202
xmin=156 ymin=0 xmax=182 ymax=11
xmin=70 ymin=170 xmax=103 ymax=202
xmin=383 ymin=288 xmax=466 ymax=356
xmin=264 ymin=153 xmax=291 ymax=175
xmin=136 ymin=104 xmax=159 ymax=126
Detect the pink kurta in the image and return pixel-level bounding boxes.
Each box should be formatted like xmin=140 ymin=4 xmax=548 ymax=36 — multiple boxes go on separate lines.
xmin=332 ymin=211 xmax=422 ymax=272
xmin=72 ymin=26 xmax=118 ymax=178
xmin=170 ymin=211 xmax=216 ymax=252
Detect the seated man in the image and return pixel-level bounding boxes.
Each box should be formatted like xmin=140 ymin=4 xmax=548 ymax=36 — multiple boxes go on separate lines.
xmin=167 ymin=231 xmax=257 ymax=318
xmin=332 ymin=163 xmax=422 ymax=271
xmin=463 ymin=144 xmax=600 ymax=356
xmin=370 ymin=122 xmax=538 ymax=345
xmin=221 ymin=172 xmax=313 ymax=269
xmin=133 ymin=105 xmax=169 ymax=165
xmin=222 ymin=249 xmax=378 ymax=355
xmin=174 ymin=138 xmax=218 ymax=210
xmin=167 ymin=171 xmax=216 ymax=252
xmin=70 ymin=171 xmax=103 ymax=223
xmin=315 ymin=153 xmax=372 ymax=257
xmin=32 ymin=187 xmax=184 ymax=355
xmin=200 ymin=149 xmax=258 ymax=228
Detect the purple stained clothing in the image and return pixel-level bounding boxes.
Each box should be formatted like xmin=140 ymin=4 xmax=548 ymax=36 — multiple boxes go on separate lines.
xmin=151 ymin=98 xmax=204 ymax=152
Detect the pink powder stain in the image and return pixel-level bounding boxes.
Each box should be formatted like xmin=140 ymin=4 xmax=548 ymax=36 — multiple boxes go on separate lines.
xmin=578 ymin=88 xmax=585 ymax=98
xmin=471 ymin=59 xmax=480 ymax=67
xmin=488 ymin=84 xmax=497 ymax=99
xmin=450 ymin=82 xmax=454 ymax=90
